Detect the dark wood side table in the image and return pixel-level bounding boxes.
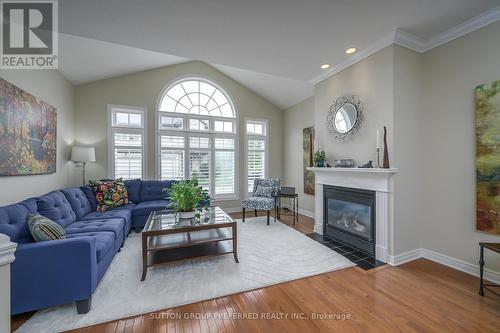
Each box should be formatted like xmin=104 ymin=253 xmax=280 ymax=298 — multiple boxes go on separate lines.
xmin=276 ymin=193 xmax=299 ymax=225
xmin=479 ymin=242 xmax=500 ymax=297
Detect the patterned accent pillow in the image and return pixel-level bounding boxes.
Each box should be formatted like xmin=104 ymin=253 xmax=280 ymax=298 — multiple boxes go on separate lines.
xmin=254 ymin=185 xmax=273 ymax=198
xmin=89 ymin=178 xmax=129 ymax=212
xmin=28 ymin=214 xmax=66 ymax=241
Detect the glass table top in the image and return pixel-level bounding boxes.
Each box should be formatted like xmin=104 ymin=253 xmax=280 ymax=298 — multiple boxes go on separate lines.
xmin=143 ymin=207 xmax=235 ymax=232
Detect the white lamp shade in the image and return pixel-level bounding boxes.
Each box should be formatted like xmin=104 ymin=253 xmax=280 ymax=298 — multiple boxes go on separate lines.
xmin=71 ymin=146 xmax=96 ymax=162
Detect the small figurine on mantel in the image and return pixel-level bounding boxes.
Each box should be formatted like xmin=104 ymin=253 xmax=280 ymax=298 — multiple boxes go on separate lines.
xmin=358 ymin=160 xmax=373 ymax=168
xmin=383 ymin=126 xmax=390 ymax=168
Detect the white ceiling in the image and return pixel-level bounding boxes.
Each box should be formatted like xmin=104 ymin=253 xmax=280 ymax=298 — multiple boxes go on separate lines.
xmin=58 ymin=0 xmax=500 ymax=108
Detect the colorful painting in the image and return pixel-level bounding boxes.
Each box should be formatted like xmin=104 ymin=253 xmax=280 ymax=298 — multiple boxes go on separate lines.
xmin=476 ymin=80 xmax=500 ymax=234
xmin=0 ymin=78 xmax=57 ymax=176
xmin=303 ymin=127 xmax=315 ymax=195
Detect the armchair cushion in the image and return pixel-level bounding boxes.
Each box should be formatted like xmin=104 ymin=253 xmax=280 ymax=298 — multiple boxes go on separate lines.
xmin=242 ymin=196 xmax=275 ymax=210
xmin=252 ymin=178 xmax=280 ymax=196
xmin=254 ymin=185 xmax=273 ymax=198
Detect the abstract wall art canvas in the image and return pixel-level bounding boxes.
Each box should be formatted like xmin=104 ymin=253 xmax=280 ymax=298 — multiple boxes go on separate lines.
xmin=0 ymin=78 xmax=57 ymax=176
xmin=476 ymin=80 xmax=500 ymax=234
xmin=303 ymin=127 xmax=315 ymax=195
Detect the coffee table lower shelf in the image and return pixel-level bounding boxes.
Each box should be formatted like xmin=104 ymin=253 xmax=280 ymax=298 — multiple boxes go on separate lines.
xmin=147 ymin=240 xmax=233 ymax=267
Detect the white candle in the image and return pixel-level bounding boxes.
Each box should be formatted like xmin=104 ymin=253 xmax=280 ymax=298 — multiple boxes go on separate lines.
xmin=376 ymin=130 xmax=380 ymax=149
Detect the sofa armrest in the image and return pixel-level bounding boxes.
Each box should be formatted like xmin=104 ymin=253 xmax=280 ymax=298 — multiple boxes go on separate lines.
xmin=11 ymin=237 xmax=98 ymax=314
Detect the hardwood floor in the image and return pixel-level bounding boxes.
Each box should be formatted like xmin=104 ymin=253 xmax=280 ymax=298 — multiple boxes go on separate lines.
xmin=12 ymin=211 xmax=500 ymax=332
xmin=61 ymin=259 xmax=500 ymax=333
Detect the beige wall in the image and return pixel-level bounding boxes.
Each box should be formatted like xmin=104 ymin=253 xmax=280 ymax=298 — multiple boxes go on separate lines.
xmin=283 ymin=97 xmax=315 ymax=215
xmin=392 ymin=45 xmax=424 ymax=254
xmin=74 ymin=61 xmax=284 ymax=209
xmin=421 ymin=21 xmax=500 ymax=270
xmin=0 ymin=70 xmax=76 ymax=206
xmin=314 ymin=46 xmax=394 ymax=166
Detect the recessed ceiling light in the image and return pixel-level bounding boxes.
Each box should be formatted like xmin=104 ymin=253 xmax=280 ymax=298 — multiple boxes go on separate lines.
xmin=345 ymin=47 xmax=357 ymax=54
xmin=320 ymin=64 xmax=330 ymax=69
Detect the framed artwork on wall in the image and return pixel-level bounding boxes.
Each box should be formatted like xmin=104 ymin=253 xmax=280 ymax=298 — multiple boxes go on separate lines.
xmin=0 ymin=78 xmax=57 ymax=176
xmin=303 ymin=127 xmax=315 ymax=195
xmin=475 ymin=79 xmax=500 ymax=234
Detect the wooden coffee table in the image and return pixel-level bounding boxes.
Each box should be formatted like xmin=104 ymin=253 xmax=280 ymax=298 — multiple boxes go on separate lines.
xmin=141 ymin=207 xmax=238 ymax=281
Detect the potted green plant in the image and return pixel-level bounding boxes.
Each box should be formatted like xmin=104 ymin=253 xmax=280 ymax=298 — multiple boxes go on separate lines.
xmin=314 ymin=149 xmax=327 ymax=167
xmin=164 ymin=178 xmax=210 ymax=219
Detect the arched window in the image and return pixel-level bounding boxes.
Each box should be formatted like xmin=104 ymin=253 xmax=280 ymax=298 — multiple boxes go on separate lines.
xmin=157 ymin=78 xmax=237 ymax=199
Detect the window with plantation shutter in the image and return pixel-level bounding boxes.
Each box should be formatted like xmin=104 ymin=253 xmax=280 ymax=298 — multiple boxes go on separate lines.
xmin=245 ymin=119 xmax=268 ymax=193
xmin=157 ymin=77 xmax=238 ymax=200
xmin=108 ymin=105 xmax=147 ymax=180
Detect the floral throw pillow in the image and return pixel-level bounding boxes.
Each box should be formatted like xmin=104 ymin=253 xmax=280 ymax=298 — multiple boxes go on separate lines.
xmin=89 ymin=178 xmax=129 ymax=212
xmin=254 ymin=185 xmax=273 ymax=198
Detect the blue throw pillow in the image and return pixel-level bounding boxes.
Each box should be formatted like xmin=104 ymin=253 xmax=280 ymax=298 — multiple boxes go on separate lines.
xmin=254 ymin=185 xmax=273 ymax=198
xmin=28 ymin=214 xmax=66 ymax=242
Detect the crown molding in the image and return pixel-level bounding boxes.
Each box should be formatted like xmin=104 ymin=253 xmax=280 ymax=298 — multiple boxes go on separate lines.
xmin=310 ymin=6 xmax=500 ymax=85
xmin=423 ymin=5 xmax=500 ymax=52
xmin=393 ymin=29 xmax=426 ymax=53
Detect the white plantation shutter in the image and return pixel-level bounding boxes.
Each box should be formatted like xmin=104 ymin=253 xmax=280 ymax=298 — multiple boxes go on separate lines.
xmin=160 ymin=135 xmax=185 ymax=180
xmin=246 ymin=120 xmax=268 ymax=193
xmin=160 ymin=150 xmax=184 ymax=180
xmin=214 ymin=137 xmax=235 ymax=195
xmin=109 ymin=106 xmax=146 ymax=179
xmin=189 ymin=150 xmax=211 ymax=190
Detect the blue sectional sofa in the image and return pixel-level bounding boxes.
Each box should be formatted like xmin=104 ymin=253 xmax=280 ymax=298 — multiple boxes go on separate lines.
xmin=0 ymin=179 xmax=181 ymax=315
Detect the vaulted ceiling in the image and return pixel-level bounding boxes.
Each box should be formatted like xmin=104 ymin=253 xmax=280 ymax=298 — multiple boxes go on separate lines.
xmin=58 ymin=0 xmax=500 ymax=108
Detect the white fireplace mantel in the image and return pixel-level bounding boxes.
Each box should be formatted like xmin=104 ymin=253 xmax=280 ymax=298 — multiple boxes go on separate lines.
xmin=307 ymin=167 xmax=398 ymax=263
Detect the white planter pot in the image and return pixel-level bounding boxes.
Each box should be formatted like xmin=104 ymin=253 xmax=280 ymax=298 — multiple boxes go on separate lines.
xmin=178 ymin=211 xmax=196 ymax=219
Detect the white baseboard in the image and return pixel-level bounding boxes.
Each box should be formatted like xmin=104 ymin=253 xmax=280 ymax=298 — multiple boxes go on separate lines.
xmin=388 ymin=248 xmax=422 ymax=266
xmin=389 ymin=248 xmax=500 ymax=285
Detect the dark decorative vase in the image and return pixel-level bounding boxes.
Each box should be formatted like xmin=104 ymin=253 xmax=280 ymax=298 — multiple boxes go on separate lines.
xmin=315 ymin=160 xmax=325 ymax=167
xmin=383 ymin=126 xmax=390 ymax=168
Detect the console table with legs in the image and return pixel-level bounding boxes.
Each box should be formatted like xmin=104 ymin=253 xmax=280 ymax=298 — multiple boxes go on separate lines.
xmin=479 ymin=242 xmax=500 ymax=297
xmin=276 ymin=192 xmax=299 ymax=225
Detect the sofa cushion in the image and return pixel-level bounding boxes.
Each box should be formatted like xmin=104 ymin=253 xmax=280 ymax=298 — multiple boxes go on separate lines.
xmin=80 ymin=209 xmax=132 ymax=226
xmin=28 ymin=214 xmax=66 ymax=241
xmin=61 ymin=188 xmax=92 ymax=220
xmin=139 ymin=180 xmax=174 ymax=202
xmin=124 ymin=179 xmax=141 ymax=203
xmin=64 ymin=219 xmax=124 ymax=243
xmin=66 ymin=232 xmax=115 ymax=262
xmin=36 ymin=191 xmax=77 ymax=228
xmin=80 ymin=186 xmax=98 ymax=211
xmin=133 ymin=200 xmax=169 ymax=217
xmin=0 ymin=199 xmax=37 ymax=244
xmin=110 ymin=203 xmax=136 ymax=212
xmin=89 ymin=179 xmax=129 ymax=212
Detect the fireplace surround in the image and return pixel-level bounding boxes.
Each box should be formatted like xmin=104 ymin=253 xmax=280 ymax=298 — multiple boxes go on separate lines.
xmin=324 ymin=185 xmax=376 ymax=255
xmin=308 ymin=167 xmax=398 ymax=263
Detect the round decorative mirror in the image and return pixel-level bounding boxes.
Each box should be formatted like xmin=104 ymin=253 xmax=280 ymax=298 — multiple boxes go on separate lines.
xmin=327 ymin=95 xmax=363 ymax=140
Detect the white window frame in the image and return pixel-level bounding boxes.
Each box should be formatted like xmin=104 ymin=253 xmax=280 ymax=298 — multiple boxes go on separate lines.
xmin=107 ymin=104 xmax=147 ymax=179
xmin=244 ymin=118 xmax=269 ymax=195
xmin=155 ymin=76 xmax=239 ymax=201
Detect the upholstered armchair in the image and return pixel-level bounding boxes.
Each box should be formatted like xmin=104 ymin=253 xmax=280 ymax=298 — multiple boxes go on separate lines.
xmin=241 ymin=178 xmax=280 ymax=225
